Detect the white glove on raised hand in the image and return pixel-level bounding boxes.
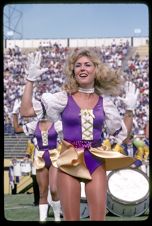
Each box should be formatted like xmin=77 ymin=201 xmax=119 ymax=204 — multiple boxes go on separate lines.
xmin=27 ymin=51 xmax=48 ymax=81
xmin=117 ymin=81 xmax=139 ymax=111
xmin=12 ymin=99 xmax=21 ymax=114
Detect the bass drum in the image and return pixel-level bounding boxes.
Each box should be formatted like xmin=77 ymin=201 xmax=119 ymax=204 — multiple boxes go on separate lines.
xmin=107 ymin=168 xmax=149 ymax=217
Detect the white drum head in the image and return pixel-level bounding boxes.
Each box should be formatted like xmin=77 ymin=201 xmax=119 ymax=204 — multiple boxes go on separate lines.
xmin=108 ymin=168 xmax=149 ymax=202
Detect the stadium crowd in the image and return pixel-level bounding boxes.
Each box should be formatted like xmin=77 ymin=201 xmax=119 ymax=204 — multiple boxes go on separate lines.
xmin=4 ymin=40 xmax=149 ymax=136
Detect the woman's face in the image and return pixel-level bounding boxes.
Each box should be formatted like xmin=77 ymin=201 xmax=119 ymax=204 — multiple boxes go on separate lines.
xmin=74 ymin=56 xmax=96 ymax=88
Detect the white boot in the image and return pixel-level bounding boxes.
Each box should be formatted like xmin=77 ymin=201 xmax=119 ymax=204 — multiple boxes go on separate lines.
xmin=52 ymin=200 xmax=61 ymax=222
xmin=39 ymin=204 xmax=48 ymax=222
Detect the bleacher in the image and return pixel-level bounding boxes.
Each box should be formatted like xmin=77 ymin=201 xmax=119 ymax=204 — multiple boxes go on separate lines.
xmin=4 ymin=134 xmax=28 ymax=159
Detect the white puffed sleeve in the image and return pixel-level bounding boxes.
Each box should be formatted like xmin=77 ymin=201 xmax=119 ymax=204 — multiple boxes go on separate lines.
xmin=33 ymin=91 xmax=68 ymax=121
xmin=22 ymin=121 xmax=37 ymax=136
xmin=103 ymin=95 xmax=127 ymax=144
xmin=41 ymin=91 xmax=68 ymax=122
xmin=54 ymin=120 xmax=63 ymax=140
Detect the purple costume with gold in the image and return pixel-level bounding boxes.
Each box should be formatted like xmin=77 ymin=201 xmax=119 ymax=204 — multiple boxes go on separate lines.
xmin=61 ymin=95 xmax=105 ymax=174
xmin=23 ymin=120 xmax=59 ymax=170
xmin=34 ymin=91 xmax=135 ymax=180
xmin=34 ymin=122 xmax=58 ymax=168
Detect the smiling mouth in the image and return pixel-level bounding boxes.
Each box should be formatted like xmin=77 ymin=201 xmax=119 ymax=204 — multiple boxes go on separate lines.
xmin=79 ymin=73 xmax=88 ymax=77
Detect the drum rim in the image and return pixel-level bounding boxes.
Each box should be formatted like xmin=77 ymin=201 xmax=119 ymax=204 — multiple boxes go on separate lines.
xmin=107 ymin=167 xmax=149 ymax=179
xmin=107 ymin=191 xmax=149 ymax=205
xmin=107 ymin=168 xmax=149 ymax=204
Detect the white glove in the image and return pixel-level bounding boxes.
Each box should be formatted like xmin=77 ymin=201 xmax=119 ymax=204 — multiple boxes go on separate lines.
xmin=27 ymin=51 xmax=48 ymax=81
xmin=12 ymin=99 xmax=21 ymax=114
xmin=117 ymin=81 xmax=139 ymax=111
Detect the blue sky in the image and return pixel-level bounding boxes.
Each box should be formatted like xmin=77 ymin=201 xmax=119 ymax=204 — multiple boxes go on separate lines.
xmin=3 ymin=3 xmax=149 ymax=39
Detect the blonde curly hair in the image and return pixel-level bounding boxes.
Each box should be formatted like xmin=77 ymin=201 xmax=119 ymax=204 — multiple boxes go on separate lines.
xmin=63 ymin=47 xmax=125 ymax=96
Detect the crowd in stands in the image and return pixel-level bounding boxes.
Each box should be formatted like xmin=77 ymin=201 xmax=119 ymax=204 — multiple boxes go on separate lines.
xmin=4 ymin=40 xmax=149 ymax=137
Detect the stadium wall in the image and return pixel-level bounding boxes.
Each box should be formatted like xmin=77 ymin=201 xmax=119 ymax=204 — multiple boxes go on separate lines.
xmin=4 ymin=36 xmax=148 ymax=49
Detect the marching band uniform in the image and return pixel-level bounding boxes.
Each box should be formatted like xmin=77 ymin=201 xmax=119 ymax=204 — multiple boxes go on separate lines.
xmin=112 ymin=136 xmax=149 ymax=169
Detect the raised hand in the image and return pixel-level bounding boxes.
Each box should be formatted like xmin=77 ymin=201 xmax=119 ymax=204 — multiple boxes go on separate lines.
xmin=27 ymin=51 xmax=48 ymax=81
xmin=117 ymin=81 xmax=139 ymax=111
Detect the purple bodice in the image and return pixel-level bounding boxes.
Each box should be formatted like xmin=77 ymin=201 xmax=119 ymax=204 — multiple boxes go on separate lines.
xmin=34 ymin=122 xmax=58 ymax=150
xmin=61 ymin=95 xmax=105 ymax=143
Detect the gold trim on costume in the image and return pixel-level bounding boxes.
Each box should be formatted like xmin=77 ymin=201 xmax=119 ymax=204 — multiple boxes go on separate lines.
xmin=57 ymin=140 xmax=135 ymax=180
xmin=57 ymin=140 xmax=92 ymax=180
xmin=34 ymin=148 xmax=60 ymax=169
xmin=80 ymin=109 xmax=94 ymax=140
xmin=41 ymin=130 xmax=49 ymax=146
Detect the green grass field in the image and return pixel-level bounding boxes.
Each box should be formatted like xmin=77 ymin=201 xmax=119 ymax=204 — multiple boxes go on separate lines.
xmin=3 ymin=193 xmax=149 ymax=222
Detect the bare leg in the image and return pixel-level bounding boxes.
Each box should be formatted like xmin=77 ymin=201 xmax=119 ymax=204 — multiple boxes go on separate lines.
xmin=49 ymin=165 xmax=59 ymax=201
xmin=57 ymin=170 xmax=81 ymax=221
xmin=49 ymin=166 xmax=61 ymax=221
xmin=85 ymin=165 xmax=107 ymax=221
xmin=36 ymin=167 xmax=49 ymax=204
